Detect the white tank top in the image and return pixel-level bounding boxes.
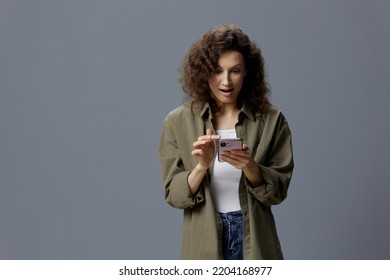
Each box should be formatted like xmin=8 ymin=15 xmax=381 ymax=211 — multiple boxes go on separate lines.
xmin=210 ymin=129 xmax=242 ymax=213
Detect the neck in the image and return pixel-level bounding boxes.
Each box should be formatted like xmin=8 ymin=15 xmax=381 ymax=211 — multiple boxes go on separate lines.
xmin=216 ymin=103 xmax=239 ymax=117
xmin=212 ymin=103 xmax=239 ymax=130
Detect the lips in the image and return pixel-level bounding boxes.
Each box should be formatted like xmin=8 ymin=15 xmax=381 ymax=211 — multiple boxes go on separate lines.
xmin=219 ymin=88 xmax=234 ymax=96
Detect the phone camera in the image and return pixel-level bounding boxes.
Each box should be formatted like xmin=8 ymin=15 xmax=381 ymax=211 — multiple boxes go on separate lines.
xmin=220 ymin=142 xmax=226 ymax=147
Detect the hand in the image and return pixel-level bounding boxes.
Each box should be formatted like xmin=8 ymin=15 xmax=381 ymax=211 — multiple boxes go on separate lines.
xmin=220 ymin=144 xmax=264 ymax=186
xmin=219 ymin=144 xmax=253 ymax=170
xmin=191 ymin=129 xmax=220 ymax=170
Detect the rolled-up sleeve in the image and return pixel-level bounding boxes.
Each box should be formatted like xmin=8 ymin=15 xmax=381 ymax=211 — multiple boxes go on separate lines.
xmin=158 ymin=114 xmax=205 ymax=209
xmin=246 ymin=112 xmax=294 ymax=206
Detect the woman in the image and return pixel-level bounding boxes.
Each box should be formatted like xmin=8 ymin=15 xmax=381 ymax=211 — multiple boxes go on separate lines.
xmin=158 ymin=25 xmax=294 ymax=260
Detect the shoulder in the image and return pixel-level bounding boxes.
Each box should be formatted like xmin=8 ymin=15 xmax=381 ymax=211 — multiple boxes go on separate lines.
xmin=160 ymin=103 xmax=203 ymax=141
xmin=265 ymin=104 xmax=288 ymax=123
xmin=267 ymin=104 xmax=284 ymax=117
xmin=164 ymin=104 xmax=194 ymax=122
xmin=163 ymin=104 xmax=202 ymax=131
xmin=259 ymin=104 xmax=291 ymax=134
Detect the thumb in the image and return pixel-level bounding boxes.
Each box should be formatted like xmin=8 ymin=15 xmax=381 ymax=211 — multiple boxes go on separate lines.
xmin=206 ymin=128 xmax=212 ymax=136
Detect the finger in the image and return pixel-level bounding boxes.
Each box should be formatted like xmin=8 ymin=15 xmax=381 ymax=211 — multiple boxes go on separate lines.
xmin=191 ymin=149 xmax=203 ymax=156
xmin=193 ymin=140 xmax=207 ymax=147
xmin=230 ymin=145 xmax=250 ymax=156
xmin=220 ymin=151 xmax=238 ymax=161
xmin=193 ymin=139 xmax=218 ymax=149
xmin=224 ymin=152 xmax=249 ymax=166
xmin=220 ymin=155 xmax=242 ymax=169
xmin=230 ymin=149 xmax=249 ymax=157
xmin=223 ymin=151 xmax=240 ymax=161
xmin=197 ymin=134 xmax=221 ymax=141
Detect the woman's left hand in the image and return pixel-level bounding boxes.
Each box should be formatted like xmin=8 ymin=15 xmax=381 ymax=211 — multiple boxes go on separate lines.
xmin=220 ymin=144 xmax=264 ymax=187
xmin=219 ymin=144 xmax=252 ymax=170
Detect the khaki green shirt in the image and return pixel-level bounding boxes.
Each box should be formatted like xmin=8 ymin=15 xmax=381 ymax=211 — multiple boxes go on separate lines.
xmin=158 ymin=102 xmax=294 ymax=259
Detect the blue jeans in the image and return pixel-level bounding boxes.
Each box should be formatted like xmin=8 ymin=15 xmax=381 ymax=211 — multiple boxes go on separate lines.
xmin=219 ymin=211 xmax=243 ymax=260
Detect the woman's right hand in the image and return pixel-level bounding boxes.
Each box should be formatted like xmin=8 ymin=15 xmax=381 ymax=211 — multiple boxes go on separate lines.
xmin=191 ymin=129 xmax=220 ymax=170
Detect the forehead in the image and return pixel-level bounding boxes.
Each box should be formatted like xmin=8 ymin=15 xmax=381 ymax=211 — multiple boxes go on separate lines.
xmin=217 ymin=50 xmax=244 ymax=67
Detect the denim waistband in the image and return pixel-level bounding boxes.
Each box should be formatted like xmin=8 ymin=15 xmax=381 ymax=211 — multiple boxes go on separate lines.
xmin=219 ymin=210 xmax=242 ymax=222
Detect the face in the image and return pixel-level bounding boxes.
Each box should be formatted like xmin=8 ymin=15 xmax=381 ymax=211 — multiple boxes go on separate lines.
xmin=208 ymin=50 xmax=246 ymax=107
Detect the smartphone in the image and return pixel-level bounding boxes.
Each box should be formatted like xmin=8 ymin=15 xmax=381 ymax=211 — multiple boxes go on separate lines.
xmin=217 ymin=138 xmax=243 ymax=162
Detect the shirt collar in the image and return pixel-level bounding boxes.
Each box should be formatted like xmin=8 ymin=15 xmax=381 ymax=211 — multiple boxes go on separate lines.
xmin=199 ymin=103 xmax=211 ymax=119
xmin=199 ymin=102 xmax=255 ymax=121
xmin=239 ymin=102 xmax=256 ymax=121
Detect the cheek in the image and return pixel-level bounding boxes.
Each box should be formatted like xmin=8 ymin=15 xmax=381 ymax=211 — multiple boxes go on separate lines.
xmin=208 ymin=77 xmax=219 ymax=88
xmin=234 ymin=76 xmax=245 ymax=86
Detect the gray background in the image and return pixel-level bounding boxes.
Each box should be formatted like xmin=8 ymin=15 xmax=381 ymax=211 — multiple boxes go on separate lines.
xmin=1 ymin=0 xmax=389 ymax=259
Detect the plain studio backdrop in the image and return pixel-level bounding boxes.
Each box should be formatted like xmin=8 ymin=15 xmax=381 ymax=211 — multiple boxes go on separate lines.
xmin=1 ymin=0 xmax=389 ymax=260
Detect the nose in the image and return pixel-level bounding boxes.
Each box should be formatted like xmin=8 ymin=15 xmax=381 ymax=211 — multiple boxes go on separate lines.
xmin=222 ymin=72 xmax=232 ymax=86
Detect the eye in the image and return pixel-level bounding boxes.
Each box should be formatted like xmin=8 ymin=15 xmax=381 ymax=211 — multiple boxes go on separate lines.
xmin=214 ymin=68 xmax=223 ymax=74
xmin=231 ymin=68 xmax=241 ymax=74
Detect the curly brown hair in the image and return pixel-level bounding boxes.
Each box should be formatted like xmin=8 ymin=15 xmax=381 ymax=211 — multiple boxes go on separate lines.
xmin=180 ymin=24 xmax=271 ymax=118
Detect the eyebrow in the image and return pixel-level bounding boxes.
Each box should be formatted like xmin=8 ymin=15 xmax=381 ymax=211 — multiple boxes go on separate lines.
xmin=217 ymin=63 xmax=244 ymax=69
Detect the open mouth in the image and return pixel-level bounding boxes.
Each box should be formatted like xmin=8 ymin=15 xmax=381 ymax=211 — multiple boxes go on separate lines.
xmin=219 ymin=88 xmax=234 ymax=96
